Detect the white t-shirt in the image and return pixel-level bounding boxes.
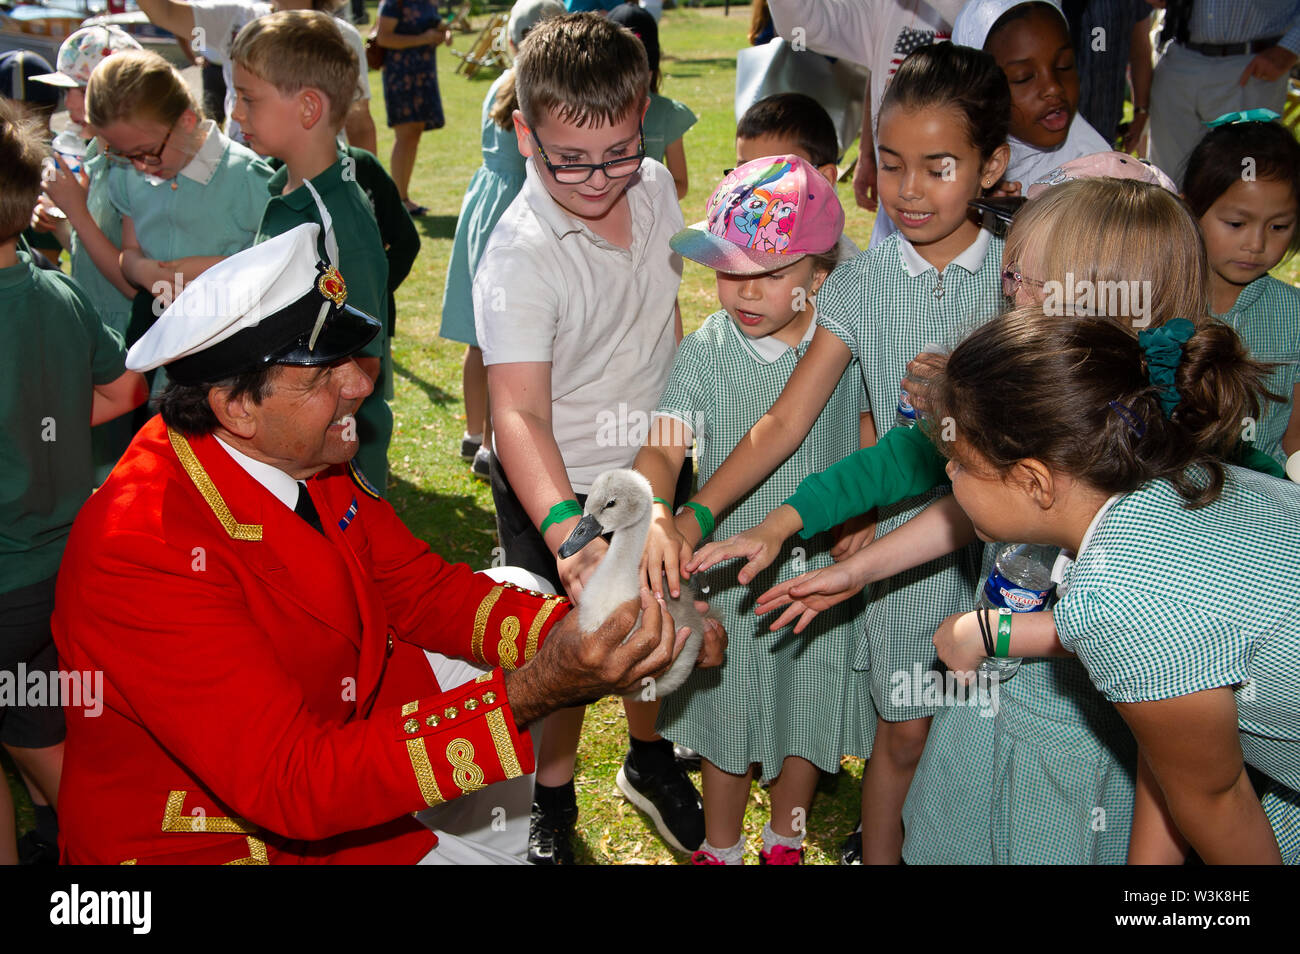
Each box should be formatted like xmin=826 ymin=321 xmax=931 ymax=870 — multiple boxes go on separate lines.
xmin=473 ymin=159 xmax=684 ymax=493
xmin=191 ymin=1 xmax=369 ymax=141
xmin=767 ymin=0 xmax=964 ymax=121
xmin=1005 ymin=112 xmax=1112 ymax=190
xmin=768 ymin=1 xmax=964 ymax=248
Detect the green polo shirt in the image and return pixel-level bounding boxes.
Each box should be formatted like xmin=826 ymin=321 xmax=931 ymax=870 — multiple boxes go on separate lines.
xmin=1 ymin=250 xmax=128 ymax=593
xmin=256 ymin=156 xmax=393 ymax=493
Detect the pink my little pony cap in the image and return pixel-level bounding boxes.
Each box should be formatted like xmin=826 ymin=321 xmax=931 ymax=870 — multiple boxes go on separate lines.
xmin=1025 ymin=151 xmax=1178 ymax=199
xmin=670 ymin=155 xmax=845 ymax=274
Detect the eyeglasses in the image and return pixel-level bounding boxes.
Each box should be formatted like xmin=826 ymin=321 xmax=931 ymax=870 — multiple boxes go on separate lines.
xmin=529 ymin=124 xmax=646 ymax=184
xmin=1001 ymin=264 xmax=1046 ymax=298
xmin=105 ymin=119 xmax=178 ymax=168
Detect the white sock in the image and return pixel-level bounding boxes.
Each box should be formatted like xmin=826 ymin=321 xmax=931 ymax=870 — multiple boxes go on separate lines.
xmin=463 ymin=431 xmax=483 ymax=443
xmin=700 ymin=835 xmax=745 ymax=865
xmin=762 ymin=822 xmax=805 ymax=852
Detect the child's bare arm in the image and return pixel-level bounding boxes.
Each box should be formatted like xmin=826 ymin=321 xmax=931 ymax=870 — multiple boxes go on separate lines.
xmin=1128 ymin=750 xmax=1190 ymax=864
xmin=49 ymin=164 xmax=135 ymax=297
xmin=489 ymin=360 xmax=604 ymax=604
xmin=754 ymin=495 xmax=977 ymax=631
xmin=664 ymin=138 xmax=688 ymax=201
xmin=166 ymin=255 xmax=228 ymax=284
xmin=119 ymin=216 xmax=171 ymax=294
xmin=91 ymin=370 xmax=148 ymax=426
xmin=632 ymin=416 xmax=691 ymax=596
xmin=1116 ymin=691 xmax=1281 ymax=863
xmin=680 ymin=326 xmax=852 ymax=553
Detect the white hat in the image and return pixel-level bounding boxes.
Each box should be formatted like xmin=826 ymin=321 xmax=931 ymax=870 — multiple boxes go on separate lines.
xmin=508 ymin=0 xmax=564 ymax=47
xmin=126 ymin=223 xmax=379 ymax=384
xmin=952 ymin=0 xmax=1066 ymax=50
xmin=30 ymin=24 xmax=142 ymax=89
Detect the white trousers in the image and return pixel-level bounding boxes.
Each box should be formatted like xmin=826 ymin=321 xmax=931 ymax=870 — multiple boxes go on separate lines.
xmin=1149 ymin=42 xmax=1290 ymax=185
xmin=415 ymin=566 xmax=557 ymax=865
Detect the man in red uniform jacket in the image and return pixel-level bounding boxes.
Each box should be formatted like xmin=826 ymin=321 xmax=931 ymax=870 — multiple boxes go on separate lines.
xmin=51 ymin=223 xmax=719 ymax=864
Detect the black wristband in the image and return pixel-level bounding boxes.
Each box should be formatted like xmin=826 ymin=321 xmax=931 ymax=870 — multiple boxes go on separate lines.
xmin=975 ymin=608 xmax=995 ymax=657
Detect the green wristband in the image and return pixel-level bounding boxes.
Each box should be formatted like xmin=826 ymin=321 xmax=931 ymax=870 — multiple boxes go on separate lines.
xmin=653 ymin=497 xmax=673 ymax=509
xmin=995 ymin=608 xmax=1013 ymax=657
xmin=539 ymin=499 xmax=582 ymax=536
xmin=679 ymin=501 xmax=715 ymax=538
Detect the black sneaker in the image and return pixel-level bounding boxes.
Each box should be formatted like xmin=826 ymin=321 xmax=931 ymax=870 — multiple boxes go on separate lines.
xmin=672 ymin=742 xmax=702 ymax=770
xmin=459 ymin=435 xmax=482 ymax=460
xmin=840 ymin=826 xmax=863 ymax=865
xmin=616 ymin=750 xmax=705 ymax=853
xmin=17 ymin=830 xmax=58 ymax=866
xmin=528 ymin=799 xmax=577 ymax=865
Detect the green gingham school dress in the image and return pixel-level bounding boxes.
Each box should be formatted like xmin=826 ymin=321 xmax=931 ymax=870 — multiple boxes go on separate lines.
xmin=1215 ymin=274 xmax=1300 ymax=466
xmin=901 ymin=541 xmax=1138 ymax=865
xmin=1057 ymin=467 xmax=1300 ymax=863
xmin=815 ymin=230 xmax=1003 ymax=721
xmin=654 ymin=312 xmax=875 ymax=781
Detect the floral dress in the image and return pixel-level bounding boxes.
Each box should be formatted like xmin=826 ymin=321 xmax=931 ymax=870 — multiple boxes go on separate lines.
xmin=379 ymin=0 xmax=445 ymax=130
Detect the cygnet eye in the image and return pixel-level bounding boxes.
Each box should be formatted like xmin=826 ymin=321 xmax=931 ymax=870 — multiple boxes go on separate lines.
xmin=604 ymin=498 xmax=617 ymax=509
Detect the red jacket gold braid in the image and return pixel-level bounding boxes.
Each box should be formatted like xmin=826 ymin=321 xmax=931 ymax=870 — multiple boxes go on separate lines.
xmin=51 ymin=416 xmax=570 ymax=865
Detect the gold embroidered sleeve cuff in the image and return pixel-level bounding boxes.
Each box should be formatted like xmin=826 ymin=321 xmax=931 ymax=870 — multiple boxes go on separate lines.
xmin=395 ymin=668 xmax=531 ymax=806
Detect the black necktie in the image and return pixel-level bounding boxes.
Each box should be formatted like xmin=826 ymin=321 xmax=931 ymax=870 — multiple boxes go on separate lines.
xmin=294 ymin=482 xmax=325 ymax=536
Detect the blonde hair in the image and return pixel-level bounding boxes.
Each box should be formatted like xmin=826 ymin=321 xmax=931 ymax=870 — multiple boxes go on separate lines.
xmin=230 ymin=10 xmax=357 ymax=127
xmin=0 ymin=100 xmax=46 ymax=243
xmin=514 ymin=13 xmax=648 ymax=129
xmin=489 ymin=70 xmax=519 ymax=131
xmin=1005 ymin=178 xmax=1208 ymax=330
xmin=85 ymin=49 xmax=199 ymax=130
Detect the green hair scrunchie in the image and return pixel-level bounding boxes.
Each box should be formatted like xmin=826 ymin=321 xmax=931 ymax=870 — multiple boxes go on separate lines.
xmin=1137 ymin=317 xmax=1196 ymax=418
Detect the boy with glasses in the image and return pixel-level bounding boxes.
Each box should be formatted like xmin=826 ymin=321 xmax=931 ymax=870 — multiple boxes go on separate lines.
xmin=473 ymin=12 xmax=703 ymax=864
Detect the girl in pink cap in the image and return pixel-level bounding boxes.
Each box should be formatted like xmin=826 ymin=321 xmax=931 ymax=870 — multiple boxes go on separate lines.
xmin=631 ymin=155 xmax=874 ymax=864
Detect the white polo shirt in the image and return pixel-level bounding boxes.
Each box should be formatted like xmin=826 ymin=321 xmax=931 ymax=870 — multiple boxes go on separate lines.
xmin=474 ymin=158 xmax=684 ymax=493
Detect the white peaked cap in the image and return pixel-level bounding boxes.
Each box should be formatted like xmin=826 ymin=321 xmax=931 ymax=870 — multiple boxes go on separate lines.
xmin=127 ymin=224 xmax=327 ymax=373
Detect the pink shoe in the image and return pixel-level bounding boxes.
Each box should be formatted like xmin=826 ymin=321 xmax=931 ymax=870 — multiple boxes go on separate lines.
xmin=759 ymin=844 xmax=804 ymax=865
xmin=690 ymin=849 xmax=726 ymax=865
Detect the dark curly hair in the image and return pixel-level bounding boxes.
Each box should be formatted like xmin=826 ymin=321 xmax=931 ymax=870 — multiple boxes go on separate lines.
xmin=157 ymin=365 xmax=281 ymax=436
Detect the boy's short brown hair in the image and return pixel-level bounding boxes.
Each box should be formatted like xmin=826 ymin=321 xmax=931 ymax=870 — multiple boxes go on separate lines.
xmin=514 ymin=12 xmax=649 ymax=129
xmin=85 ymin=49 xmax=199 ymax=131
xmin=230 ymin=9 xmax=358 ymax=128
xmin=0 ymin=99 xmax=47 ymax=244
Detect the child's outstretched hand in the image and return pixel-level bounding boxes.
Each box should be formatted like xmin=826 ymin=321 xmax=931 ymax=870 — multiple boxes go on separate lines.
xmin=752 ymin=561 xmax=865 ymax=634
xmin=830 ymin=512 xmax=876 ymax=561
xmin=641 ymin=503 xmax=694 ymax=599
xmin=556 ymin=535 xmax=608 ymax=606
xmin=687 ymin=503 xmax=802 ymax=585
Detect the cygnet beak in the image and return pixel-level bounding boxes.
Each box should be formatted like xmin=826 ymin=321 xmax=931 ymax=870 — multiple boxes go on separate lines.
xmin=558 ymin=513 xmax=604 ymax=559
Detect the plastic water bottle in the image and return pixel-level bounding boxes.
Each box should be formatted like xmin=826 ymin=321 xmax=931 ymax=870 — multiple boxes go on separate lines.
xmin=894 ymin=343 xmax=948 ymax=428
xmin=976 ymin=543 xmax=1058 ymax=681
xmin=51 ymin=130 xmax=87 ymax=177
